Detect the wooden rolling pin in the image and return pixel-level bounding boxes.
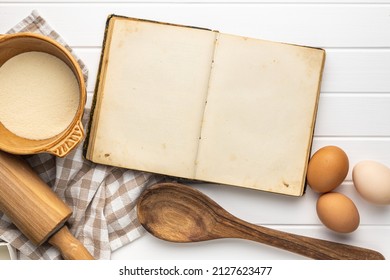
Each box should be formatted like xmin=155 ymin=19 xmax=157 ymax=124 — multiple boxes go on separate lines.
xmin=0 ymin=150 xmax=94 ymax=260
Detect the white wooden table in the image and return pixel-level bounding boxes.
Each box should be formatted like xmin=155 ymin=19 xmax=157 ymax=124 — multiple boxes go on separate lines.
xmin=1 ymin=1 xmax=389 ymax=260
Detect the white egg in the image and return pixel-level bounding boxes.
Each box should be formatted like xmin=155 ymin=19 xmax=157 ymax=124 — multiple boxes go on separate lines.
xmin=352 ymin=160 xmax=390 ymax=205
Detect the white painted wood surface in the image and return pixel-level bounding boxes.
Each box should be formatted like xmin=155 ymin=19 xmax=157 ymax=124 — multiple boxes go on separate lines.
xmin=1 ymin=1 xmax=389 ymax=260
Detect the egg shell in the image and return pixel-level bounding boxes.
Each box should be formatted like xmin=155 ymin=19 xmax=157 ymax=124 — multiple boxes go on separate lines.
xmin=352 ymin=160 xmax=390 ymax=205
xmin=316 ymin=192 xmax=360 ymax=233
xmin=307 ymin=146 xmax=349 ymax=193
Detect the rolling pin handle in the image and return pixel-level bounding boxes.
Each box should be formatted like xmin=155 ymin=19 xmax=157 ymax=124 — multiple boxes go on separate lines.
xmin=48 ymin=226 xmax=94 ymax=260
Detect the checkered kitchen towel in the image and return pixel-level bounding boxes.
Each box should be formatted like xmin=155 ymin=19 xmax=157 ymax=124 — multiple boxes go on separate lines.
xmin=0 ymin=10 xmax=165 ymax=260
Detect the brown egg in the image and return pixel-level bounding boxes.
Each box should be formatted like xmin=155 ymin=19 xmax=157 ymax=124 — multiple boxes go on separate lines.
xmin=307 ymin=146 xmax=349 ymax=193
xmin=316 ymin=192 xmax=360 ymax=233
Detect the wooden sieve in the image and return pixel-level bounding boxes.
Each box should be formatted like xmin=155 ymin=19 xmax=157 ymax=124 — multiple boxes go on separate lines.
xmin=0 ymin=33 xmax=86 ymax=157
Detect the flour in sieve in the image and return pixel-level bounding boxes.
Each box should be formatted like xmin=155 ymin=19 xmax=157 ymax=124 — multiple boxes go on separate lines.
xmin=0 ymin=51 xmax=80 ymax=140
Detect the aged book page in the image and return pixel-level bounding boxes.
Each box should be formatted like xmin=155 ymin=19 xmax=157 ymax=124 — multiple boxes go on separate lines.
xmin=195 ymin=34 xmax=325 ymax=196
xmin=86 ymin=16 xmax=325 ymax=196
xmin=88 ymin=17 xmax=217 ymax=178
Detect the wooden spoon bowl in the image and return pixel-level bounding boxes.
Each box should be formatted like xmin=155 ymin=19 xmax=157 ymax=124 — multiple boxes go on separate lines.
xmin=137 ymin=182 xmax=385 ymax=260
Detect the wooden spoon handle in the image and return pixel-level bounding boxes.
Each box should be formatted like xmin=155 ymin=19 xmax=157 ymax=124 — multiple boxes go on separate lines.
xmin=221 ymin=218 xmax=384 ymax=260
xmin=48 ymin=226 xmax=94 ymax=260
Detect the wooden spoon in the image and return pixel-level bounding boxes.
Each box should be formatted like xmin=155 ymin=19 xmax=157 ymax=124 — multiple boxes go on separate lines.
xmin=137 ymin=182 xmax=385 ymax=260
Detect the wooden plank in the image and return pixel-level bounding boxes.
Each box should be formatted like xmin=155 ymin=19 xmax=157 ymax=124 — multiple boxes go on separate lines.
xmin=5 ymin=1 xmax=390 ymax=3
xmin=1 ymin=4 xmax=390 ymax=47
xmin=76 ymin=48 xmax=390 ymax=93
xmin=84 ymin=88 xmax=390 ymax=175
xmin=312 ymin=137 xmax=390 ymax=180
xmin=322 ymin=49 xmax=390 ymax=93
xmin=189 ymin=183 xmax=390 ymax=226
xmin=112 ymin=219 xmax=390 ymax=260
xmin=84 ymin=92 xmax=390 ymax=137
xmin=315 ymin=94 xmax=390 ymax=137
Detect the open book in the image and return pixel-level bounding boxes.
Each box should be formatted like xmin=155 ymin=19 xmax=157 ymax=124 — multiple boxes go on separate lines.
xmin=84 ymin=15 xmax=325 ymax=196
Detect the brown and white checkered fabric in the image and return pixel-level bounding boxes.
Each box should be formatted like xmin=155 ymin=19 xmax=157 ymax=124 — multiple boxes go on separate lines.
xmin=0 ymin=10 xmax=165 ymax=260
